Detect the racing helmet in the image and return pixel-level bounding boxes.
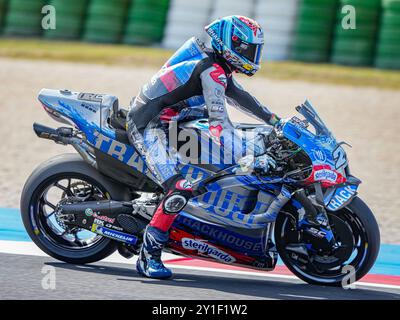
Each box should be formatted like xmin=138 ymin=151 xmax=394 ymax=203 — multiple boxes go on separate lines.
xmin=205 ymin=15 xmax=264 ymax=76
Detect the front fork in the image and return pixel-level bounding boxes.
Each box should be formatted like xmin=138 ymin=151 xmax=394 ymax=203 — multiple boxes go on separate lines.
xmin=292 ymin=184 xmax=336 ymax=253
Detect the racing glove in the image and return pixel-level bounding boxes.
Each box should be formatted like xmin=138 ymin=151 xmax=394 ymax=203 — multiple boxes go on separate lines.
xmin=237 ymin=154 xmax=276 ymax=175
xmin=269 ymin=113 xmax=281 ymax=126
xmin=254 ymin=154 xmax=277 ymax=175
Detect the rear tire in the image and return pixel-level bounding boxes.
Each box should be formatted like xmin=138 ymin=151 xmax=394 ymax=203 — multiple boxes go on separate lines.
xmin=20 ymin=153 xmax=131 ymax=264
xmin=275 ymin=197 xmax=380 ymax=286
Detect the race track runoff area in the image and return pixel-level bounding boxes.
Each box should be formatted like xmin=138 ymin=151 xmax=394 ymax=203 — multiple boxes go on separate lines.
xmin=1 ymin=207 xmax=399 ymax=300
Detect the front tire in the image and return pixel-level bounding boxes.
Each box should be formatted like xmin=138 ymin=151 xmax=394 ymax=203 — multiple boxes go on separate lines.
xmin=20 ymin=153 xmax=131 ymax=264
xmin=275 ymin=197 xmax=380 ymax=286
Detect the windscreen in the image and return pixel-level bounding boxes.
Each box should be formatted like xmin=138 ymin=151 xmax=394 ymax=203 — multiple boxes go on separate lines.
xmin=296 ymin=100 xmax=332 ymax=137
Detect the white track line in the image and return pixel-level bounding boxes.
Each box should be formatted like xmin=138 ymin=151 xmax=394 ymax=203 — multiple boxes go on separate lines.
xmin=0 ymin=240 xmax=176 ymax=264
xmin=1 ymin=240 xmax=399 ymax=291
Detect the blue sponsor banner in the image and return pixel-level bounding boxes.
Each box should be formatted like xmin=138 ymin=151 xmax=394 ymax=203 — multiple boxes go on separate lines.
xmin=326 ymin=184 xmax=358 ymax=211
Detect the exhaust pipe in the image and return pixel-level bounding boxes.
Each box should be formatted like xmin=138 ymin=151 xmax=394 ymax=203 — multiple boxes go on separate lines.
xmin=33 ymin=123 xmax=61 ymax=141
xmin=33 ymin=122 xmax=97 ymax=168
xmin=60 ymin=200 xmax=145 ymax=237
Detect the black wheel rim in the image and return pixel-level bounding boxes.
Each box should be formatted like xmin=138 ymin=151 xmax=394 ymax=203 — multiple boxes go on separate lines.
xmin=277 ymin=207 xmax=369 ymax=283
xmin=29 ymin=174 xmax=111 ymax=252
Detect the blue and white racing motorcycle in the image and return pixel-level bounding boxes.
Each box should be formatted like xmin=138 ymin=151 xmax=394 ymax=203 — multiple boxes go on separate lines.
xmin=20 ymin=88 xmax=380 ymax=286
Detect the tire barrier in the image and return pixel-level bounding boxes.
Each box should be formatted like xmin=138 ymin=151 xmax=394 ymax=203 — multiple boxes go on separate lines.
xmin=255 ymin=0 xmax=299 ymax=61
xmin=123 ymin=0 xmax=170 ymax=45
xmin=375 ymin=0 xmax=400 ymax=69
xmin=0 ymin=0 xmax=8 ymax=33
xmin=0 ymin=0 xmax=398 ymax=70
xmin=162 ymin=0 xmax=213 ymax=49
xmin=202 ymin=0 xmax=256 ymax=48
xmin=44 ymin=0 xmax=88 ymax=40
xmin=4 ymin=0 xmax=46 ymax=36
xmin=292 ymin=0 xmax=338 ymax=62
xmin=83 ymin=0 xmax=129 ymax=43
xmin=331 ymin=0 xmax=382 ymax=66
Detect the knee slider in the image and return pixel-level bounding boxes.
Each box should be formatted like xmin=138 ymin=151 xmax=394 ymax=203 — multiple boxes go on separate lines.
xmin=162 ymin=193 xmax=188 ymax=214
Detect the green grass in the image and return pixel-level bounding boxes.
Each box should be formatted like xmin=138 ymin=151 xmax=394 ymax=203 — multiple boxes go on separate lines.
xmin=1 ymin=38 xmax=399 ymax=90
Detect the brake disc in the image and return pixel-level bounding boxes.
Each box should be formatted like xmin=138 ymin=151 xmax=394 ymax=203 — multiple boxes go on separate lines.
xmin=311 ymin=214 xmax=355 ymax=270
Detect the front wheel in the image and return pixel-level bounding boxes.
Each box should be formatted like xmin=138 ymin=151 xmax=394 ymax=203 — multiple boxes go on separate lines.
xmin=275 ymin=197 xmax=380 ymax=286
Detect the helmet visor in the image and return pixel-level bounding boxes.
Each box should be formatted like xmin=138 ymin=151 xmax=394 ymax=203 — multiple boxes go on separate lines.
xmin=231 ymin=36 xmax=263 ymax=65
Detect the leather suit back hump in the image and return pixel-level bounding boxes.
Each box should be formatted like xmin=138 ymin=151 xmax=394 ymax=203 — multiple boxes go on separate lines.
xmin=144 ymin=37 xmax=208 ymax=101
xmin=129 ymin=38 xmax=212 ymax=133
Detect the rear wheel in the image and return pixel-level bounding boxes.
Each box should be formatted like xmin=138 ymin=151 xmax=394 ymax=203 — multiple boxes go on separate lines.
xmin=275 ymin=197 xmax=380 ymax=286
xmin=20 ymin=154 xmax=131 ymax=264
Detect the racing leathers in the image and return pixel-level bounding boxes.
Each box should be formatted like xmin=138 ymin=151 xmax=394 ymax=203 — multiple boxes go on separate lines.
xmin=127 ymin=37 xmax=278 ymax=278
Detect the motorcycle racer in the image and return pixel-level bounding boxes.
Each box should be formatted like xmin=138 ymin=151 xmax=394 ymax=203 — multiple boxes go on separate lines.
xmin=127 ymin=15 xmax=280 ymax=279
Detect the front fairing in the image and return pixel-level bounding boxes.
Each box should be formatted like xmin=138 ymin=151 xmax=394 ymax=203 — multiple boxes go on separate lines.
xmin=281 ymin=119 xmax=346 ymax=185
xmin=280 ymin=100 xmax=360 ymax=211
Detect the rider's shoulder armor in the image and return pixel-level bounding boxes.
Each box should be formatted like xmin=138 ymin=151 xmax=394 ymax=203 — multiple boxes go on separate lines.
xmin=142 ymin=37 xmax=210 ymax=100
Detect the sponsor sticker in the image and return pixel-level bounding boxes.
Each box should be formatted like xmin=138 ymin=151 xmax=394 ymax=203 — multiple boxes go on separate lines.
xmin=242 ymin=63 xmax=254 ymax=71
xmin=80 ymin=102 xmax=98 ymax=113
xmin=327 ymin=185 xmax=358 ymax=211
xmin=78 ymin=92 xmax=103 ymax=103
xmin=312 ymin=149 xmax=327 ymax=163
xmin=84 ymin=208 xmax=115 ymax=223
xmin=176 ymin=179 xmax=192 ymax=190
xmin=85 ymin=208 xmax=94 ymax=217
xmin=214 ymin=88 xmax=223 ymax=98
xmin=182 ymin=238 xmax=236 ymax=263
xmin=93 ymin=218 xmax=104 ymax=226
xmin=91 ymin=224 xmax=137 ymax=245
xmin=314 ymin=169 xmax=338 ymax=183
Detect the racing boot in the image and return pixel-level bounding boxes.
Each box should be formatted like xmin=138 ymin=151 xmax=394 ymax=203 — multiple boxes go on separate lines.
xmin=136 ymin=225 xmax=172 ymax=279
xmin=136 ymin=176 xmax=193 ymax=279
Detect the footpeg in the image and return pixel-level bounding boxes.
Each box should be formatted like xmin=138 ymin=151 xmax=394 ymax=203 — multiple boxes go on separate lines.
xmin=118 ymin=244 xmax=139 ymax=259
xmin=117 ymin=214 xmax=141 ymax=234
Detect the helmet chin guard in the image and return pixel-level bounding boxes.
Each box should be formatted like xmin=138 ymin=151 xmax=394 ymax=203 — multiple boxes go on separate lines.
xmin=205 ymin=15 xmax=264 ymax=76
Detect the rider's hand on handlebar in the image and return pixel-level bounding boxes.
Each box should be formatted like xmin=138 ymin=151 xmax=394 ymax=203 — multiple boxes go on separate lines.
xmin=269 ymin=113 xmax=281 ymax=126
xmin=254 ymin=154 xmax=277 ymax=175
xmin=237 ymin=154 xmax=276 ymax=175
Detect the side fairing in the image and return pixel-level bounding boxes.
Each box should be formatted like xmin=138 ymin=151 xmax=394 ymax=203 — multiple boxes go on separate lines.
xmin=182 ymin=172 xmax=278 ymax=230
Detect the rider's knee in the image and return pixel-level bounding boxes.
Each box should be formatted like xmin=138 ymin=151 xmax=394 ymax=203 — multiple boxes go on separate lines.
xmin=161 ymin=176 xmax=193 ymax=214
xmin=163 ymin=192 xmax=189 ymax=214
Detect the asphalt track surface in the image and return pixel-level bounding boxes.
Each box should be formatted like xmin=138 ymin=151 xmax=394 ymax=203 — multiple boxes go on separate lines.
xmin=1 ymin=253 xmax=399 ymax=300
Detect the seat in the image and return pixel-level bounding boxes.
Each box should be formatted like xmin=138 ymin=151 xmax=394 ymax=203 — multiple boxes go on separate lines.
xmin=110 ymin=99 xmax=128 ymax=131
xmin=106 ymin=99 xmax=130 ymax=144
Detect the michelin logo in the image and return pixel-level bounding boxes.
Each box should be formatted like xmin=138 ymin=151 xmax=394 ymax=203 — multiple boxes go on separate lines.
xmin=182 ymin=238 xmax=236 ymax=263
xmin=91 ymin=224 xmax=137 ymax=245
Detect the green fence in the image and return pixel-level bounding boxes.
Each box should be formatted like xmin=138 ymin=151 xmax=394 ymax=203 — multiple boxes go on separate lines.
xmin=331 ymin=0 xmax=382 ymax=66
xmin=83 ymin=0 xmax=129 ymax=43
xmin=44 ymin=0 xmax=88 ymax=40
xmin=292 ymin=0 xmax=338 ymax=62
xmin=123 ymin=0 xmax=170 ymax=45
xmin=375 ymin=0 xmax=400 ymax=69
xmin=0 ymin=0 xmax=7 ymax=32
xmin=4 ymin=0 xmax=46 ymax=36
xmin=0 ymin=0 xmax=399 ymax=70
